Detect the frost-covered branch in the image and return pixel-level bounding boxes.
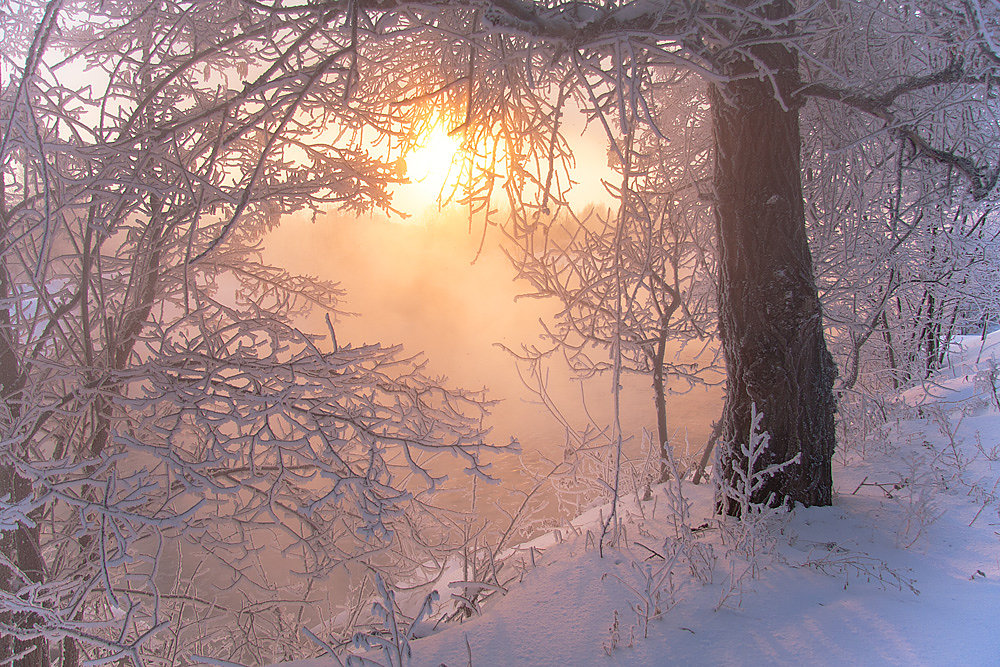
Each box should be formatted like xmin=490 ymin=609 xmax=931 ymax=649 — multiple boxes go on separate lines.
xmin=801 ymin=58 xmax=999 ymax=201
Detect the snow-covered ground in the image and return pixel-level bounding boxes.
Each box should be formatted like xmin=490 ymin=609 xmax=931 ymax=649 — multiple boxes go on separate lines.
xmin=278 ymin=332 xmax=1000 ymax=666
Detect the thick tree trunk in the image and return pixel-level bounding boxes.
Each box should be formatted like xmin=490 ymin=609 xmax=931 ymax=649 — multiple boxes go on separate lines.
xmin=710 ymin=0 xmax=837 ymax=512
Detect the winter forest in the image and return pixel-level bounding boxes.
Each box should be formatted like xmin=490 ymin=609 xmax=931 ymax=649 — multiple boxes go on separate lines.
xmin=2 ymin=0 xmax=1000 ymax=664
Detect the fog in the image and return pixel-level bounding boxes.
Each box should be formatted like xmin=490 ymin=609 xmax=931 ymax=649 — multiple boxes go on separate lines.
xmin=265 ymin=207 xmax=723 ymax=521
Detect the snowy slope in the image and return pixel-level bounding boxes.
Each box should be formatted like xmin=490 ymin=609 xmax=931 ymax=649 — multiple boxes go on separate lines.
xmin=278 ymin=332 xmax=1000 ymax=666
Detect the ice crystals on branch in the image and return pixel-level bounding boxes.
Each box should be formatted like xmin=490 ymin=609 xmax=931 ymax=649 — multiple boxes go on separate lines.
xmin=717 ymin=403 xmax=800 ymax=518
xmin=119 ymin=317 xmax=502 ymax=549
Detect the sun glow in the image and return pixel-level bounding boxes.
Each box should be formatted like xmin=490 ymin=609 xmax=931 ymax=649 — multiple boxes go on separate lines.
xmin=394 ymin=124 xmax=463 ymax=218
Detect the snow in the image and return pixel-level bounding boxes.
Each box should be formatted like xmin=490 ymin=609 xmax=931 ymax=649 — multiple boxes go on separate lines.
xmin=273 ymin=331 xmax=1000 ymax=666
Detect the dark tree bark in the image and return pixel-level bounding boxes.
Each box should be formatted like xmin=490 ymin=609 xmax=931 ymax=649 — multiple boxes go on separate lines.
xmin=650 ymin=291 xmax=680 ymax=484
xmin=710 ymin=0 xmax=837 ymax=512
xmin=652 ymin=356 xmax=670 ymax=483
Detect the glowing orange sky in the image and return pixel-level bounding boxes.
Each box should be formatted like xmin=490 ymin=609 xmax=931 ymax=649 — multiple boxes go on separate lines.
xmin=388 ymin=107 xmax=616 ymax=222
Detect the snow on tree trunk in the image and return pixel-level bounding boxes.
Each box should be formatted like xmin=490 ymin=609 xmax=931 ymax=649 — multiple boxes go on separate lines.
xmin=710 ymin=0 xmax=836 ymax=512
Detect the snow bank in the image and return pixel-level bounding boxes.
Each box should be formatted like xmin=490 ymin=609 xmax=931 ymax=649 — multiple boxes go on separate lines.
xmin=275 ymin=335 xmax=1000 ymax=666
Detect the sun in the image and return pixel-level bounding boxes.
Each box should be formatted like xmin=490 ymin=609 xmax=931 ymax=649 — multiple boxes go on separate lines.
xmin=394 ymin=124 xmax=462 ymax=217
xmin=408 ymin=126 xmax=460 ymax=188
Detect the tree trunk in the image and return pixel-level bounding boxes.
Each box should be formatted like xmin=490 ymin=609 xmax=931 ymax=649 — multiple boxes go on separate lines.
xmin=710 ymin=0 xmax=837 ymax=512
xmin=652 ymin=356 xmax=670 ymax=483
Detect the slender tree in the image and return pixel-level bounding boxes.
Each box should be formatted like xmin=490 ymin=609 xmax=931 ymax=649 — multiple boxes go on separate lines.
xmin=506 ymin=74 xmax=717 ymax=485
